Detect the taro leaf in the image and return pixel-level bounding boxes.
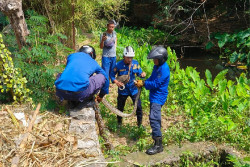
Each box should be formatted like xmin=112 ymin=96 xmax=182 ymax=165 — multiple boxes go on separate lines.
xmin=217 ymin=34 xmax=230 ymax=48
xmin=230 ymin=52 xmax=239 ymax=63
xmin=218 ymin=116 xmax=225 ymax=123
xmin=213 ymin=69 xmax=228 ymax=87
xmin=231 ymin=98 xmax=241 ymax=106
xmin=205 ymin=69 xmax=213 ymax=89
xmin=237 ymin=29 xmax=250 ymax=39
xmin=205 ymin=41 xmax=214 ymax=50
xmin=238 ymin=53 xmax=246 ymax=62
xmin=200 ymin=116 xmax=208 ymax=124
xmin=227 ymin=119 xmax=237 ymax=131
xmin=218 ymin=79 xmax=227 ymax=94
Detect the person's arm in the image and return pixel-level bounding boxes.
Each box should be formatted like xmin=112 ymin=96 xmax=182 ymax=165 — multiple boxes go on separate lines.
xmin=95 ymin=65 xmax=109 ymax=96
xmin=115 ymin=37 xmax=117 ymax=48
xmin=110 ymin=65 xmax=124 ymax=88
xmin=136 ymin=64 xmax=146 ymax=78
xmin=100 ymin=33 xmax=107 ymax=49
xmin=144 ymin=69 xmax=169 ymax=90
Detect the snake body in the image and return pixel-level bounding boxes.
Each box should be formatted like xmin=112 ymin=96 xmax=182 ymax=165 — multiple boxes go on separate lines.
xmin=102 ymin=87 xmax=141 ymax=117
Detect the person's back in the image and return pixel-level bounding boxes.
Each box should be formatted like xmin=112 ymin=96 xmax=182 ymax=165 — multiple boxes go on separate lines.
xmin=55 ymin=52 xmax=99 ymax=92
xmin=55 ymin=45 xmax=109 ymax=106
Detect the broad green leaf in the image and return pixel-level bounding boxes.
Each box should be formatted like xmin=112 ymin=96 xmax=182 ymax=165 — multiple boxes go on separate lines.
xmin=205 ymin=69 xmax=213 ymax=89
xmin=218 ymin=79 xmax=227 ymax=94
xmin=229 ymin=52 xmax=238 ymax=63
xmin=213 ymin=69 xmax=228 ymax=87
xmin=205 ymin=41 xmax=214 ymax=50
xmin=200 ymin=116 xmax=208 ymax=124
xmin=231 ymin=99 xmax=241 ymax=106
xmin=218 ymin=116 xmax=225 ymax=123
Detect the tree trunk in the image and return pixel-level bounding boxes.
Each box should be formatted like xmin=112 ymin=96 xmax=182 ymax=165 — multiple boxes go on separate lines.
xmin=0 ymin=0 xmax=29 ymax=50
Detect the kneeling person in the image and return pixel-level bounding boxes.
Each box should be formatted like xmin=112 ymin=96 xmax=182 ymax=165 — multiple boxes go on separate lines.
xmin=55 ymin=45 xmax=109 ymax=107
xmin=110 ymin=46 xmax=146 ymax=127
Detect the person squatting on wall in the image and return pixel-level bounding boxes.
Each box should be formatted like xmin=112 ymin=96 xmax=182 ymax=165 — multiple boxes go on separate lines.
xmin=55 ymin=45 xmax=109 ymax=107
xmin=110 ymin=46 xmax=146 ymax=127
xmin=135 ymin=46 xmax=170 ymax=155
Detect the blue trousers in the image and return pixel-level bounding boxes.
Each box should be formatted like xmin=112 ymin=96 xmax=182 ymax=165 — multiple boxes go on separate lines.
xmin=117 ymin=93 xmax=143 ymax=123
xmin=56 ymin=74 xmax=105 ymax=102
xmin=102 ymin=57 xmax=116 ymax=78
xmin=149 ymin=103 xmax=162 ymax=137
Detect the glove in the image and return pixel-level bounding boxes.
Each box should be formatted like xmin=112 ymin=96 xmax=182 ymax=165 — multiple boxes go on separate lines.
xmin=134 ymin=80 xmax=144 ymax=88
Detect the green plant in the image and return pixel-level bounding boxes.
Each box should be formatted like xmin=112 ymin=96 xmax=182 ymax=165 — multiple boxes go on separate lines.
xmin=3 ymin=11 xmax=72 ymax=109
xmin=206 ymin=28 xmax=250 ymax=67
xmin=227 ymin=155 xmax=250 ymax=167
xmin=0 ymin=33 xmax=31 ymax=103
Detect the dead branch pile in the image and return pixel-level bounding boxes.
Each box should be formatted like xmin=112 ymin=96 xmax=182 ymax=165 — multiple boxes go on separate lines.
xmin=0 ymin=104 xmax=96 ymax=167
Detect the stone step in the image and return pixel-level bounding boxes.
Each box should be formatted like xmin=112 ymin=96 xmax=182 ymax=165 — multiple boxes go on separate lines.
xmin=119 ymin=142 xmax=242 ymax=167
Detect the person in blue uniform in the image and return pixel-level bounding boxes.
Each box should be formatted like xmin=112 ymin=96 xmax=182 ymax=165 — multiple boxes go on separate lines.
xmin=110 ymin=46 xmax=146 ymax=127
xmin=100 ymin=20 xmax=117 ymax=79
xmin=135 ymin=46 xmax=170 ymax=155
xmin=55 ymin=45 xmax=109 ymax=107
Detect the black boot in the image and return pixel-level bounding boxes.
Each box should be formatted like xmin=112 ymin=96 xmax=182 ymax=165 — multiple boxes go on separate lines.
xmin=146 ymin=136 xmax=163 ymax=155
xmin=137 ymin=119 xmax=142 ymax=127
xmin=117 ymin=117 xmax=122 ymax=128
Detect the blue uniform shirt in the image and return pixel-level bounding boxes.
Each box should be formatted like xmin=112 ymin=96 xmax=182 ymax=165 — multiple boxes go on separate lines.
xmin=55 ymin=52 xmax=109 ymax=95
xmin=110 ymin=59 xmax=143 ymax=96
xmin=144 ymin=62 xmax=170 ymax=105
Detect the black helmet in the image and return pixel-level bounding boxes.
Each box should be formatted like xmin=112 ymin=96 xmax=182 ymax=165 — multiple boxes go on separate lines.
xmin=79 ymin=45 xmax=96 ymax=59
xmin=147 ymin=46 xmax=168 ymax=65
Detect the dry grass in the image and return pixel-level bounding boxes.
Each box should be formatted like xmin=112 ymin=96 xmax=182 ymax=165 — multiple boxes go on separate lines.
xmin=0 ymin=105 xmax=97 ymax=167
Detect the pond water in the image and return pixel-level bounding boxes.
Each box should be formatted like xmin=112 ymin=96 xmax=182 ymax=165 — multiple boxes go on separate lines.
xmin=172 ymin=46 xmax=245 ymax=80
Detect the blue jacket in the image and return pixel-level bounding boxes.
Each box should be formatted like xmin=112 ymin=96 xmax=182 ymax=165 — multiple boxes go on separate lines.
xmin=55 ymin=52 xmax=109 ymax=95
xmin=144 ymin=62 xmax=170 ymax=105
xmin=110 ymin=60 xmax=143 ymax=96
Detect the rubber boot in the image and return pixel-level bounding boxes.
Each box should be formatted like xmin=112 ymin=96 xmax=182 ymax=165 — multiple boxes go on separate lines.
xmin=146 ymin=136 xmax=163 ymax=155
xmin=137 ymin=119 xmax=142 ymax=127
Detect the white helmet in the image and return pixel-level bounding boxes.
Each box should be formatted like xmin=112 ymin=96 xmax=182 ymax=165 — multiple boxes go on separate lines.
xmin=123 ymin=46 xmax=135 ymax=57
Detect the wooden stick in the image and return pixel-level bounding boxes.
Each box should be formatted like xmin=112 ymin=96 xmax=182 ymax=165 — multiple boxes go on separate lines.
xmin=11 ymin=103 xmax=41 ymax=167
xmin=6 ymin=106 xmax=20 ymax=128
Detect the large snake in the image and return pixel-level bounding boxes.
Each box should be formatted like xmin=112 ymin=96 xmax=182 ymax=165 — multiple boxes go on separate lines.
xmin=101 ymin=87 xmax=141 ymax=118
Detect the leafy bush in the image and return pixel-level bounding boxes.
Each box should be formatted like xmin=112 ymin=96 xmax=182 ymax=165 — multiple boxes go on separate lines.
xmin=0 ymin=34 xmax=31 ymax=103
xmin=114 ymin=27 xmax=250 ymax=151
xmin=206 ymin=28 xmax=250 ymax=67
xmin=3 ymin=11 xmax=72 ymax=109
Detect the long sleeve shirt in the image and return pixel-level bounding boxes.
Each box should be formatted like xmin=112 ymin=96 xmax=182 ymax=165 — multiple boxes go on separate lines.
xmin=110 ymin=59 xmax=143 ymax=96
xmin=144 ymin=62 xmax=170 ymax=105
xmin=55 ymin=52 xmax=109 ymax=95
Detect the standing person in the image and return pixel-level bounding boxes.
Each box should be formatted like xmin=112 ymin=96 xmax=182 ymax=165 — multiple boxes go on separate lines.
xmin=110 ymin=46 xmax=146 ymax=127
xmin=135 ymin=46 xmax=170 ymax=155
xmin=100 ymin=20 xmax=117 ymax=79
xmin=55 ymin=45 xmax=109 ymax=107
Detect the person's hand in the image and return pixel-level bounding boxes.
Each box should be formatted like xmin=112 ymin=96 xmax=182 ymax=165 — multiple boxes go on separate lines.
xmin=95 ymin=95 xmax=103 ymax=103
xmin=102 ymin=35 xmax=107 ymax=41
xmin=140 ymin=72 xmax=146 ymax=78
xmin=114 ymin=80 xmax=124 ymax=88
xmin=134 ymin=80 xmax=144 ymax=88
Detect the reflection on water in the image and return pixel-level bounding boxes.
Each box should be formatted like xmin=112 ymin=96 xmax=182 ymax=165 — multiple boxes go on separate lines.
xmin=173 ymin=46 xmax=244 ymax=80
